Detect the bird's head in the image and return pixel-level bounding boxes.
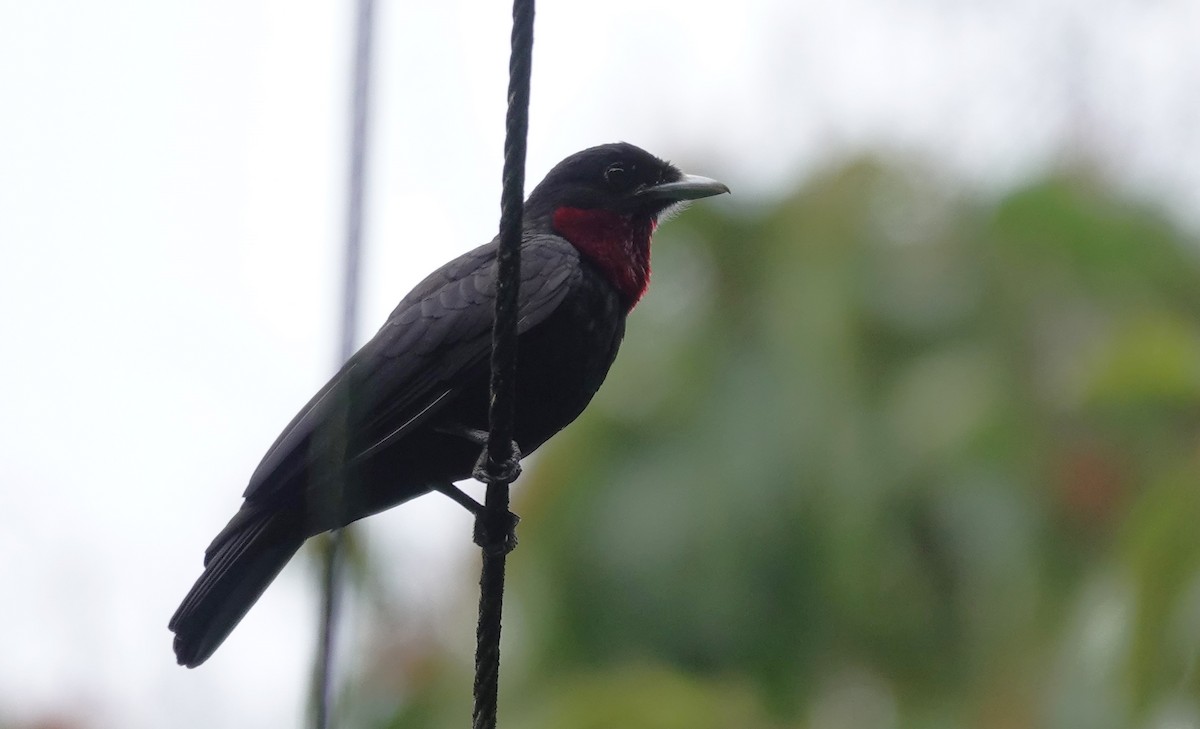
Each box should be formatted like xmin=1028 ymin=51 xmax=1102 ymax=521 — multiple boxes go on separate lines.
xmin=525 ymin=142 xmax=729 ymax=309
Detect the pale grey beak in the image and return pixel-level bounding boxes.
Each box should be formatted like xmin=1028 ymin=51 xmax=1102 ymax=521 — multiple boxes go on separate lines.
xmin=637 ymin=174 xmax=730 ymax=202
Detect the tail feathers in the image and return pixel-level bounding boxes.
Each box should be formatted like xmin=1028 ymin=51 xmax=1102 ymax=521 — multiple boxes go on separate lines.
xmin=169 ymin=510 xmax=304 ymax=668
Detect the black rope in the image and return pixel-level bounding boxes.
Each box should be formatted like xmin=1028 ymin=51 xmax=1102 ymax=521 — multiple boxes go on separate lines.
xmin=314 ymin=0 xmax=375 ymax=727
xmin=473 ymin=1 xmax=535 ymax=728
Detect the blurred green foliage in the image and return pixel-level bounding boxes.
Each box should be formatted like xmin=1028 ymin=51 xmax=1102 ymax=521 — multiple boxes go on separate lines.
xmin=353 ymin=159 xmax=1200 ymax=729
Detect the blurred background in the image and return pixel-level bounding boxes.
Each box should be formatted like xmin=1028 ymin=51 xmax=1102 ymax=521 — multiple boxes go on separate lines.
xmin=2 ymin=1 xmax=1199 ymax=728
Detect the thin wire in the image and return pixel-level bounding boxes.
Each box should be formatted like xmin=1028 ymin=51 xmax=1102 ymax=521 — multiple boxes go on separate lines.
xmin=314 ymin=0 xmax=375 ymax=727
xmin=473 ymin=1 xmax=535 ymax=728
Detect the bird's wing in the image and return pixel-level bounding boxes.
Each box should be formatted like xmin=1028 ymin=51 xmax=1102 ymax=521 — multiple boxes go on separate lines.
xmin=237 ymin=235 xmax=582 ymax=507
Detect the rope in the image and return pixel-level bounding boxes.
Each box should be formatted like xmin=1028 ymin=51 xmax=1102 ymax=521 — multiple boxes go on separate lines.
xmin=314 ymin=0 xmax=376 ymax=727
xmin=473 ymin=1 xmax=535 ymax=728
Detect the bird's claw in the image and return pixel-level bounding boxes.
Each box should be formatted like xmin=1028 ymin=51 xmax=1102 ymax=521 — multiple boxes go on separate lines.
xmin=473 ymin=508 xmax=520 ymax=555
xmin=472 ymin=440 xmax=523 ymax=484
xmin=434 ymin=424 xmax=523 ymax=484
xmin=432 ymin=482 xmax=519 ymax=554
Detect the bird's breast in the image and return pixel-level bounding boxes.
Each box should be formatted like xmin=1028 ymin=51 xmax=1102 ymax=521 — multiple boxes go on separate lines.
xmin=509 ymin=261 xmax=627 ymax=451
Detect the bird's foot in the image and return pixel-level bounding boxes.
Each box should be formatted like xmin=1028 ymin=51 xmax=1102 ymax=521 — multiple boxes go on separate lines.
xmin=431 ymin=425 xmax=522 ymax=555
xmin=434 ymin=424 xmax=523 ymax=483
xmin=470 ymin=441 xmax=522 ymax=555
xmin=432 ymin=483 xmax=520 ymax=554
xmin=471 ymin=439 xmax=523 ymax=485
xmin=474 ymin=507 xmax=520 ymax=556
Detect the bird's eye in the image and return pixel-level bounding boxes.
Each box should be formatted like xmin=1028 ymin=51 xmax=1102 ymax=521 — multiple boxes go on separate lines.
xmin=604 ymin=163 xmax=629 ymax=188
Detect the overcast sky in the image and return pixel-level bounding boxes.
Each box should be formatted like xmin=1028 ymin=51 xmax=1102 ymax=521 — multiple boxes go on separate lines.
xmin=1 ymin=1 xmax=1197 ymax=727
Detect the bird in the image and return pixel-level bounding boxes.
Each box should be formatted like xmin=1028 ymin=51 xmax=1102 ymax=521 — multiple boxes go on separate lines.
xmin=169 ymin=142 xmax=729 ymax=667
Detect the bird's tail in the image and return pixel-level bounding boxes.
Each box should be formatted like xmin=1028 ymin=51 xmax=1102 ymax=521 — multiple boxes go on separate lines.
xmin=169 ymin=507 xmax=305 ymax=667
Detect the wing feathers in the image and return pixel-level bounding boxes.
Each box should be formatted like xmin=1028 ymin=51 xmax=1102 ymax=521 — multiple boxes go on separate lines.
xmin=239 ymin=235 xmax=581 ymax=506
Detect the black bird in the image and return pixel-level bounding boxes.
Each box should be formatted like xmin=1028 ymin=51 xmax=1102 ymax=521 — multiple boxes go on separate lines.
xmin=169 ymin=142 xmax=729 ymax=667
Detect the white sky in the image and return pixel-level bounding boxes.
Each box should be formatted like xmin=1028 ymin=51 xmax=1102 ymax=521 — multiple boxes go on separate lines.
xmin=1 ymin=1 xmax=1197 ymax=727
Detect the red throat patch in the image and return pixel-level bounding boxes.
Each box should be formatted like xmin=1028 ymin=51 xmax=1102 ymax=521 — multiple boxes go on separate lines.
xmin=552 ymin=207 xmax=657 ymax=310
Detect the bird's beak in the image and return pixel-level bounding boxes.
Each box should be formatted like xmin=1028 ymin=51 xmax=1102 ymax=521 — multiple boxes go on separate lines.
xmin=637 ymin=174 xmax=730 ymax=202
